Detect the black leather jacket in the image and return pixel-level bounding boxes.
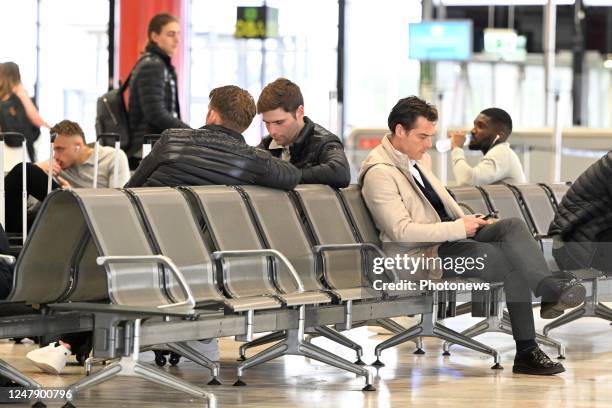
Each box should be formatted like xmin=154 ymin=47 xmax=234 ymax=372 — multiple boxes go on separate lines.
xmin=127 ymin=44 xmax=189 ymax=160
xmin=549 ymin=151 xmax=612 ymax=266
xmin=259 ymin=117 xmax=351 ymax=188
xmin=126 ymin=126 xmax=300 ymax=189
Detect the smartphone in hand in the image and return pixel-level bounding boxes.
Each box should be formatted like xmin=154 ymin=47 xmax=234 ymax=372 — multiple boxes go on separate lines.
xmin=479 ymin=211 xmax=499 ymax=220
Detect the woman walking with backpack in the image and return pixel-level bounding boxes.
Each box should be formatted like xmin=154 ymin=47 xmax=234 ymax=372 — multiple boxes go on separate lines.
xmin=0 ymin=62 xmax=50 ymax=169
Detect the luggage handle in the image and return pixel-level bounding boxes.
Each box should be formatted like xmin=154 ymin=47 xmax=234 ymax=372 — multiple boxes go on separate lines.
xmin=142 ymin=134 xmax=161 ymax=158
xmin=0 ymin=132 xmax=27 ymax=242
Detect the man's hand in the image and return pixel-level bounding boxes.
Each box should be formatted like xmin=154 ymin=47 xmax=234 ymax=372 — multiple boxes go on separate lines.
xmin=57 ymin=176 xmax=71 ymax=190
xmin=449 ymin=130 xmax=467 ymax=149
xmin=35 ymin=160 xmax=61 ymax=177
xmin=462 ymin=214 xmax=490 ymax=237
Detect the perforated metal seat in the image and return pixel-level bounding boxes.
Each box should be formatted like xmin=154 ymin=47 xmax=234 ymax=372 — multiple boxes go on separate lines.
xmin=61 ymin=189 xmax=215 ymax=404
xmin=479 ymin=184 xmax=533 ymax=228
xmin=183 ymin=186 xmax=288 ymax=311
xmin=293 ymin=185 xmax=382 ymax=301
xmin=74 ymin=189 xmax=177 ymax=308
xmin=543 ymin=182 xmax=571 ymax=206
xmin=127 ymin=187 xmax=226 ymax=306
xmin=511 ymin=184 xmax=556 ymax=235
xmin=0 ymin=190 xmax=95 ymax=392
xmin=185 ymin=185 xmax=373 ymax=390
xmin=238 ymin=185 xmax=331 ymax=306
xmin=8 ymin=190 xmax=88 ymax=304
xmin=446 ymin=186 xmax=490 ymax=215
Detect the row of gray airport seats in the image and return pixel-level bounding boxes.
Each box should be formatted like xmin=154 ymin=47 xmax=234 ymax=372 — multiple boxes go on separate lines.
xmin=447 ymin=182 xmax=612 ymax=340
xmin=0 ymin=181 xmax=606 ymax=406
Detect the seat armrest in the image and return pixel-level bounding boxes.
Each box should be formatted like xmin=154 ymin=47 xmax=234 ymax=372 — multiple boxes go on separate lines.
xmin=212 ymin=249 xmax=304 ymax=293
xmin=97 ymin=255 xmax=196 ymax=313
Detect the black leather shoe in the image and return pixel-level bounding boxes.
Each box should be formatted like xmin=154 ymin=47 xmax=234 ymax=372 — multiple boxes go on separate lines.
xmin=540 ymin=279 xmax=586 ymax=319
xmin=513 ymin=346 xmax=565 ymax=375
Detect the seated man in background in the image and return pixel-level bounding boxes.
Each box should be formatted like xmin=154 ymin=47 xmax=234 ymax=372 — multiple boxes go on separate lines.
xmin=449 ymin=107 xmax=526 ymax=186
xmin=124 ymin=84 xmax=299 ymax=370
xmin=4 ymin=119 xmax=130 ymax=233
xmin=257 ymin=77 xmax=351 ymax=188
xmin=127 ymin=84 xmax=299 ymax=189
xmin=359 ymin=96 xmax=584 ymax=375
xmin=2 ymin=119 xmax=129 ymax=374
xmin=549 ymin=151 xmax=612 ymax=273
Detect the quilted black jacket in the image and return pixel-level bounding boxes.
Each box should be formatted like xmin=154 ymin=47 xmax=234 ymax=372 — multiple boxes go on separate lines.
xmin=126 ymin=126 xmax=300 ymax=190
xmin=127 ymin=44 xmax=189 ymax=161
xmin=259 ymin=117 xmax=351 ymax=188
xmin=549 ymin=151 xmax=612 ymax=266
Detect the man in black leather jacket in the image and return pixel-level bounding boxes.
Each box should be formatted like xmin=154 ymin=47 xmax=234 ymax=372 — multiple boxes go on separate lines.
xmin=257 ymin=78 xmax=351 ymax=188
xmin=128 ymin=13 xmax=190 ymax=168
xmin=549 ymin=151 xmax=612 ymax=272
xmin=126 ymin=85 xmax=300 ymax=190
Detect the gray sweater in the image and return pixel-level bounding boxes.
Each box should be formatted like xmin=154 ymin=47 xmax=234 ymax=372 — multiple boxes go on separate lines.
xmin=61 ymin=145 xmax=130 ymax=188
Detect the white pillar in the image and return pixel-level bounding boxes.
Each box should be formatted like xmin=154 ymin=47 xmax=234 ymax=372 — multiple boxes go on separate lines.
xmin=544 ymin=1 xmax=557 ymax=126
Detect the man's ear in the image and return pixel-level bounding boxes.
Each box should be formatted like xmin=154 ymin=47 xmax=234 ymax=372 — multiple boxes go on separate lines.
xmin=150 ymin=32 xmax=160 ymax=46
xmin=394 ymin=123 xmax=406 ymax=137
xmin=206 ymin=108 xmax=221 ymax=125
xmin=295 ymin=105 xmax=305 ymax=121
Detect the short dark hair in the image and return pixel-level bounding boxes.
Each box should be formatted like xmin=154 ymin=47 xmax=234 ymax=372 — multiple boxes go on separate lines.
xmin=257 ymin=78 xmax=304 ymax=115
xmin=50 ymin=120 xmax=86 ymax=143
xmin=147 ymin=13 xmax=179 ymax=43
xmin=388 ymin=96 xmax=438 ymax=134
xmin=480 ymin=108 xmax=512 ymax=136
xmin=209 ymin=85 xmax=256 ymax=133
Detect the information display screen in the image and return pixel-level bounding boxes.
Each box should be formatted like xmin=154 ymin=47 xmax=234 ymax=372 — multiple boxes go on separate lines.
xmin=408 ymin=20 xmax=472 ymax=61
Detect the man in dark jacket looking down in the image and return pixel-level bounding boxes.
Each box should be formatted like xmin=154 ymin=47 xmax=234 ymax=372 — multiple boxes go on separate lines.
xmin=126 ymin=85 xmax=300 ymax=189
xmin=257 ymin=78 xmax=351 ymax=188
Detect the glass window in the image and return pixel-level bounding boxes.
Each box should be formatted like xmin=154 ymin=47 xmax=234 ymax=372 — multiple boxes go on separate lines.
xmin=345 ymin=0 xmax=423 ymax=134
xmin=0 ymin=0 xmax=38 ymax=94
xmin=38 ymin=0 xmax=109 ymax=143
xmin=189 ymin=0 xmax=338 ymax=145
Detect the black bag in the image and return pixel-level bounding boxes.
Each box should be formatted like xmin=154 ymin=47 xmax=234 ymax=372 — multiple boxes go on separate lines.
xmin=95 ymin=54 xmax=149 ymax=151
xmin=95 ymin=81 xmax=131 ymax=151
xmin=0 ymin=94 xmax=40 ymax=161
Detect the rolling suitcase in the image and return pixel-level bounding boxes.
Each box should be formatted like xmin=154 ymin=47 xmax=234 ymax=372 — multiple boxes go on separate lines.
xmin=0 ymin=131 xmax=44 ymax=245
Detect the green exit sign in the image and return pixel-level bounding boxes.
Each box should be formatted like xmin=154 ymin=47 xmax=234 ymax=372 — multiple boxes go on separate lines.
xmin=235 ymin=6 xmax=279 ymax=39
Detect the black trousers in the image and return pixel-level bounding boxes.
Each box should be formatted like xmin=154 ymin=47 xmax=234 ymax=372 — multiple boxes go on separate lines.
xmin=4 ymin=163 xmax=60 ymax=233
xmin=553 ymin=228 xmax=612 ymax=273
xmin=591 ymin=229 xmax=612 ymax=272
xmin=439 ymin=218 xmax=551 ymax=341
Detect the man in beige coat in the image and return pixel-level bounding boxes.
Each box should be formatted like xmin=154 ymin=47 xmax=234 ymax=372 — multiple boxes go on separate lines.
xmin=359 ymin=96 xmax=585 ymax=376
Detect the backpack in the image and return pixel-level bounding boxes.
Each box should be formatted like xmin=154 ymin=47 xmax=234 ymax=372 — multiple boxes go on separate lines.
xmin=95 ymin=81 xmax=131 ymax=150
xmin=0 ymin=94 xmax=40 ymax=161
xmin=95 ymin=54 xmax=149 ymax=151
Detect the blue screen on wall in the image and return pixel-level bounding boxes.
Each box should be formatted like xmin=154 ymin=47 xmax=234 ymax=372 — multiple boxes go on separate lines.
xmin=408 ymin=21 xmax=472 ymax=61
